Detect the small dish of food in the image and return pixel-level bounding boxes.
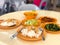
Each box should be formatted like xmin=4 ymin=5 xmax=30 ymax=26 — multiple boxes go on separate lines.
xmin=24 ymin=11 xmax=37 ymax=19
xmin=38 ymin=16 xmax=57 ymax=23
xmin=0 ymin=19 xmax=21 ymax=30
xmin=17 ymin=26 xmax=46 ymax=41
xmin=41 ymin=23 xmax=60 ymax=34
xmin=0 ymin=20 xmax=3 ymax=23
xmin=22 ymin=19 xmax=41 ymax=26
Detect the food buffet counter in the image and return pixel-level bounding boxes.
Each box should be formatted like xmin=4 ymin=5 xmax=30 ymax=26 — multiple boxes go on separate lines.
xmin=0 ymin=10 xmax=60 ymax=45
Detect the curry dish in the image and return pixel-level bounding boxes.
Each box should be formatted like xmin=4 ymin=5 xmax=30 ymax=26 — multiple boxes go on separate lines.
xmin=38 ymin=16 xmax=57 ymax=23
xmin=24 ymin=11 xmax=37 ymax=19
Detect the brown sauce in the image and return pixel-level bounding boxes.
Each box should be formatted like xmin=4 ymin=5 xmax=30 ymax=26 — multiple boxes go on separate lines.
xmin=39 ymin=17 xmax=57 ymax=23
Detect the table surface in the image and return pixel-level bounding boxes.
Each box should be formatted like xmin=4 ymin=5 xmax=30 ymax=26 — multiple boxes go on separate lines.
xmin=0 ymin=10 xmax=60 ymax=45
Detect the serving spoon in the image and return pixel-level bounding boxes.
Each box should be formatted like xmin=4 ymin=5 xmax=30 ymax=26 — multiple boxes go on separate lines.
xmin=31 ymin=26 xmax=45 ymax=41
xmin=39 ymin=28 xmax=45 ymax=41
xmin=10 ymin=26 xmax=24 ymax=39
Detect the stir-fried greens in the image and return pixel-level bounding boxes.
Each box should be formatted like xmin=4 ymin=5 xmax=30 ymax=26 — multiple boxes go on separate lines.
xmin=45 ymin=24 xmax=60 ymax=31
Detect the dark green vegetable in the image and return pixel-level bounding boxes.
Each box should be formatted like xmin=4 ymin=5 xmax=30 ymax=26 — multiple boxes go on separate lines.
xmin=45 ymin=24 xmax=60 ymax=31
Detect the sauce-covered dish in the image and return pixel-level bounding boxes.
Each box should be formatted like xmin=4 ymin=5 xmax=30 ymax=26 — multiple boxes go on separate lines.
xmin=0 ymin=19 xmax=21 ymax=30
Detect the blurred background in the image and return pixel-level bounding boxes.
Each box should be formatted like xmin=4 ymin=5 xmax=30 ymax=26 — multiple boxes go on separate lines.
xmin=0 ymin=0 xmax=60 ymax=15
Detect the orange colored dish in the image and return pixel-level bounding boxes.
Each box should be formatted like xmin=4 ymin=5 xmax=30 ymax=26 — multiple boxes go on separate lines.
xmin=38 ymin=16 xmax=57 ymax=23
xmin=24 ymin=11 xmax=37 ymax=19
xmin=41 ymin=23 xmax=60 ymax=34
xmin=0 ymin=19 xmax=21 ymax=30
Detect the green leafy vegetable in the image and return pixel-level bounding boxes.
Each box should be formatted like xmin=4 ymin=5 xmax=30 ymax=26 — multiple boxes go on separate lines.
xmin=45 ymin=24 xmax=60 ymax=31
